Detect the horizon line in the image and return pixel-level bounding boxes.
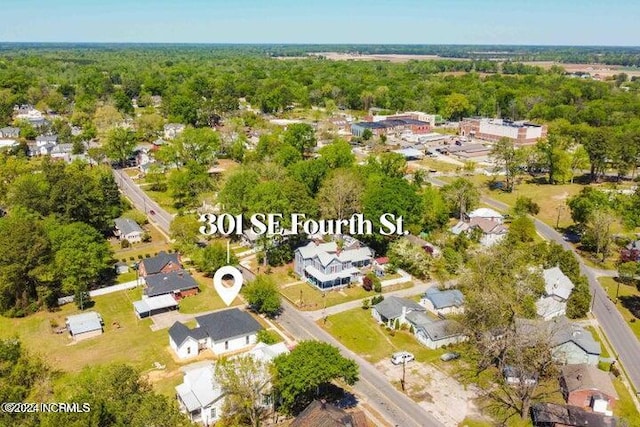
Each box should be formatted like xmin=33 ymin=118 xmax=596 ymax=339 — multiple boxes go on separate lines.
xmin=1 ymin=41 xmax=640 ymax=49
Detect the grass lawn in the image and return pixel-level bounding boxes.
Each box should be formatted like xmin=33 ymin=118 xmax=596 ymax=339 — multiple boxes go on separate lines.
xmin=613 ymin=378 xmax=640 ymax=424
xmin=143 ymin=188 xmax=178 ymax=214
xmin=111 ymin=223 xmax=170 ymax=263
xmin=0 ymin=288 xmax=176 ymax=376
xmin=414 ymin=158 xmax=462 ymax=173
xmin=599 ymin=277 xmax=640 ymax=340
xmin=115 ymin=270 xmax=137 ymax=284
xmin=320 ymin=307 xmax=448 ymax=364
xmin=281 ymin=281 xmax=414 ymax=311
xmin=178 ymin=270 xmax=244 ymax=313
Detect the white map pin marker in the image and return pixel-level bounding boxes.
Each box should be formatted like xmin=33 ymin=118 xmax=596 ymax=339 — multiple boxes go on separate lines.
xmin=213 ymin=265 xmax=244 ymax=306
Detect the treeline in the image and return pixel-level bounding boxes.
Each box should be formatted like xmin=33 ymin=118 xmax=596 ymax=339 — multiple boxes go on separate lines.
xmin=0 ymin=158 xmax=121 ymax=316
xmin=2 ymin=43 xmax=640 ymax=65
xmin=2 ymin=47 xmax=639 ymax=128
xmin=0 ymin=338 xmax=190 ymax=427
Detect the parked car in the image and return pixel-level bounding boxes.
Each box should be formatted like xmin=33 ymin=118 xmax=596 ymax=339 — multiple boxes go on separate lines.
xmin=440 ymin=352 xmax=460 ymax=362
xmin=391 ymin=351 xmax=415 ymax=365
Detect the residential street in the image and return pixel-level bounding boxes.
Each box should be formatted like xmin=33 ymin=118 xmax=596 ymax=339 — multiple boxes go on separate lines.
xmin=428 ymin=175 xmax=640 ymax=396
xmin=278 ymin=299 xmax=444 ymax=427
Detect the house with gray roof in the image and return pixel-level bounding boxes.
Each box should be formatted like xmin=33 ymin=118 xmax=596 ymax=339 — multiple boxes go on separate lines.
xmin=530 ymin=402 xmax=617 ymax=427
xmin=169 ymin=308 xmax=263 ymax=359
xmin=405 ymin=311 xmax=466 ymax=349
xmin=175 ymin=362 xmax=224 ymax=425
xmin=516 ymin=316 xmax=601 ymax=366
xmin=114 ymin=217 xmax=144 ymax=243
xmin=294 ymin=240 xmax=373 ymax=290
xmin=420 ymin=287 xmax=465 ymax=316
xmin=536 ymin=267 xmax=575 ymax=320
xmin=371 ymin=296 xmax=425 ymax=328
xmin=0 ymin=127 xmax=20 ymax=138
xmin=65 ymin=311 xmax=104 ymax=341
xmin=139 ymin=251 xmax=182 ymax=276
xmin=144 ymin=270 xmax=199 ymax=299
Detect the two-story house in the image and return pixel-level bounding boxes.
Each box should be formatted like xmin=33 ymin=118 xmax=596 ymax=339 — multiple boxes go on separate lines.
xmin=536 ymin=267 xmax=575 ymax=320
xmin=294 ymin=241 xmax=373 ymax=290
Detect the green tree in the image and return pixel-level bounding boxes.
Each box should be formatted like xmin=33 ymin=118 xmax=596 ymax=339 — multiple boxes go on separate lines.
xmin=507 ymin=215 xmax=537 ymax=244
xmin=283 ymin=123 xmax=316 ymax=156
xmin=169 ymin=215 xmax=201 ymax=252
xmin=316 ymin=169 xmax=364 ymax=220
xmin=490 ymin=137 xmax=525 ymax=192
xmin=567 ymin=187 xmax=611 ymax=226
xmin=219 ymin=168 xmax=260 ymax=216
xmin=215 ymin=354 xmax=273 ymax=427
xmin=387 ymin=238 xmax=431 ymax=279
xmin=104 ymin=127 xmax=136 ymax=167
xmin=566 ymin=276 xmax=591 ymax=318
xmin=442 ymin=178 xmax=479 ymax=219
xmin=443 ymin=93 xmax=471 ymax=120
xmin=617 ymin=261 xmax=637 ymax=284
xmin=318 ymin=139 xmax=355 ymax=169
xmin=242 ymin=275 xmax=281 ymax=317
xmin=192 ymin=242 xmax=237 ymax=277
xmin=421 ymin=185 xmax=449 ymax=232
xmin=272 ymin=341 xmax=359 ymax=414
xmin=513 ymin=196 xmax=540 ymax=216
xmin=585 ymin=209 xmax=616 ymax=262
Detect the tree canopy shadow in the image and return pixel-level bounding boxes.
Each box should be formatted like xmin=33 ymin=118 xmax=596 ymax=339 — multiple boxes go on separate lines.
xmin=619 ymin=295 xmax=640 ymax=320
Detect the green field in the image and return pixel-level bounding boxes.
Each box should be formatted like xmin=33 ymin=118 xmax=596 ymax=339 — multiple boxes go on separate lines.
xmin=281 ymin=281 xmax=414 ymax=311
xmin=321 ymin=307 xmax=448 ymax=363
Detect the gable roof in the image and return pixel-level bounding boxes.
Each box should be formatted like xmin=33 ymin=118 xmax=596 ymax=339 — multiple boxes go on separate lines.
xmin=374 ymin=296 xmax=425 ymax=320
xmin=297 ymin=241 xmax=339 ymax=259
xmin=195 ymin=308 xmax=263 ymax=342
xmin=175 ymin=362 xmax=222 ymax=412
xmin=169 ymin=321 xmax=197 ymax=347
xmin=516 ymin=317 xmax=601 ymax=356
xmin=543 ymin=267 xmax=574 ymax=300
xmin=417 ymin=318 xmax=462 ymax=341
xmin=530 ymin=403 xmax=617 ymax=427
xmin=141 ymin=251 xmax=181 ymax=275
xmin=248 ymin=342 xmax=290 ymax=363
xmin=114 ymin=217 xmax=143 ymax=236
xmin=66 ymin=311 xmax=103 ymax=335
xmin=423 ymin=287 xmax=464 ymax=309
xmin=468 ymin=207 xmax=503 ymax=219
xmin=405 ymin=234 xmax=430 ymax=247
xmin=468 ymin=217 xmax=508 ymax=234
xmin=290 ymin=400 xmax=368 ymax=427
xmin=144 ymin=270 xmax=198 ymax=297
xmin=561 ymin=364 xmax=618 ymax=400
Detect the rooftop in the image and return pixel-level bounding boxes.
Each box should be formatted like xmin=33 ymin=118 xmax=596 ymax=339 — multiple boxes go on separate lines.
xmin=114 ymin=217 xmax=143 ymax=236
xmin=543 ymin=266 xmax=575 ymax=300
xmin=140 ymin=251 xmax=181 ymax=275
xmin=561 ymin=364 xmax=618 ymax=400
xmin=66 ymin=311 xmax=103 ymax=335
xmin=144 ymin=270 xmax=198 ymax=297
xmin=374 ymin=296 xmax=425 ymax=320
xmin=423 ymin=287 xmax=465 ymax=309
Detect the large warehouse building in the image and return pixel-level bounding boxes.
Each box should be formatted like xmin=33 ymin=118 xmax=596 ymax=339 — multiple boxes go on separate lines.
xmin=460 ymin=117 xmax=547 ymax=145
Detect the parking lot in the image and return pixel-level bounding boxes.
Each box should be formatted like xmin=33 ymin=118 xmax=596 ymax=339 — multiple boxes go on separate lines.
xmin=375 ymin=358 xmax=482 ymax=427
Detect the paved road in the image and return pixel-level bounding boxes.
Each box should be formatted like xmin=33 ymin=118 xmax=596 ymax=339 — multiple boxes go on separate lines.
xmin=114 ymin=168 xmax=442 ymax=426
xmin=112 ymin=169 xmax=173 ymax=233
xmin=304 ymin=281 xmax=433 ymax=320
xmin=279 ymin=299 xmax=444 ymax=427
xmin=428 ymin=175 xmax=640 ymax=395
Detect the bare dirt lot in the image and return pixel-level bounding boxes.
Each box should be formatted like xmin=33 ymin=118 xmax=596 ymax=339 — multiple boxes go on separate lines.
xmin=375 ymin=359 xmax=483 ymax=427
xmin=523 ymin=61 xmax=640 ymax=78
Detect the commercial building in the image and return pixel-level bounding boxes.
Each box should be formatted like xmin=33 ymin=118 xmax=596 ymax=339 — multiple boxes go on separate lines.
xmin=460 ymin=117 xmax=547 ymax=145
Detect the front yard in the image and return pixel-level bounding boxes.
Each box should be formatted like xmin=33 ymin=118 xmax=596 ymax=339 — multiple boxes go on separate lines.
xmin=281 ymin=281 xmax=414 ymax=311
xmin=320 ymin=306 xmax=448 ymax=364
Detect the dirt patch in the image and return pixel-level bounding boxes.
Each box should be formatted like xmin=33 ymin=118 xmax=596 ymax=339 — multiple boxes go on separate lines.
xmin=376 ymin=360 xmax=482 ymax=427
xmin=552 ymin=191 xmax=570 ymax=201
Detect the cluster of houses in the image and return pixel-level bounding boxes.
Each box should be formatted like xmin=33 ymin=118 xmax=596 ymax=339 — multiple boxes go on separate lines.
xmin=450 ymin=207 xmax=508 ymax=247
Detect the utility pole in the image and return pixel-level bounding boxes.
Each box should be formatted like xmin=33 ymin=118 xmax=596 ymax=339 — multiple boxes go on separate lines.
xmin=556 ymin=205 xmax=565 ymax=229
xmin=400 ymin=358 xmax=406 ymax=391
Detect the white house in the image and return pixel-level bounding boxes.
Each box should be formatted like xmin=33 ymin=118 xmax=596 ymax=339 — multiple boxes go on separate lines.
xmin=371 ymin=296 xmax=425 ymax=328
xmin=169 ymin=308 xmax=262 ymax=359
xmin=466 ymin=207 xmax=504 ymax=223
xmin=176 ymin=362 xmax=224 ymax=426
xmin=164 ymin=123 xmax=186 ymax=140
xmin=536 ymin=267 xmax=575 ymax=320
xmin=420 ymin=287 xmax=465 ymax=316
xmin=405 ymin=312 xmax=466 ymax=349
xmin=114 ymin=217 xmax=144 ymax=243
xmin=294 ymin=240 xmax=373 ymax=290
xmin=176 ymin=342 xmax=289 ymax=425
xmin=450 ymin=216 xmax=508 ymax=247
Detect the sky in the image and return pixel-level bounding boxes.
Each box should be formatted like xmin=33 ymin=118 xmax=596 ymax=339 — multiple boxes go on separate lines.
xmin=1 ymin=0 xmax=638 ymax=45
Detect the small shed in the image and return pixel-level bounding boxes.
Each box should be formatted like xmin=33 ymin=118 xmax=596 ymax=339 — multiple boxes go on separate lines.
xmin=133 ymin=294 xmax=179 ymax=318
xmin=66 ymin=311 xmax=104 ymax=341
xmin=115 ymin=261 xmax=129 ymax=275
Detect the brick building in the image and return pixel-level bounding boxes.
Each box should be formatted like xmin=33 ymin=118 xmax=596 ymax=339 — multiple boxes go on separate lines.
xmin=460 ymin=117 xmax=547 ymax=145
